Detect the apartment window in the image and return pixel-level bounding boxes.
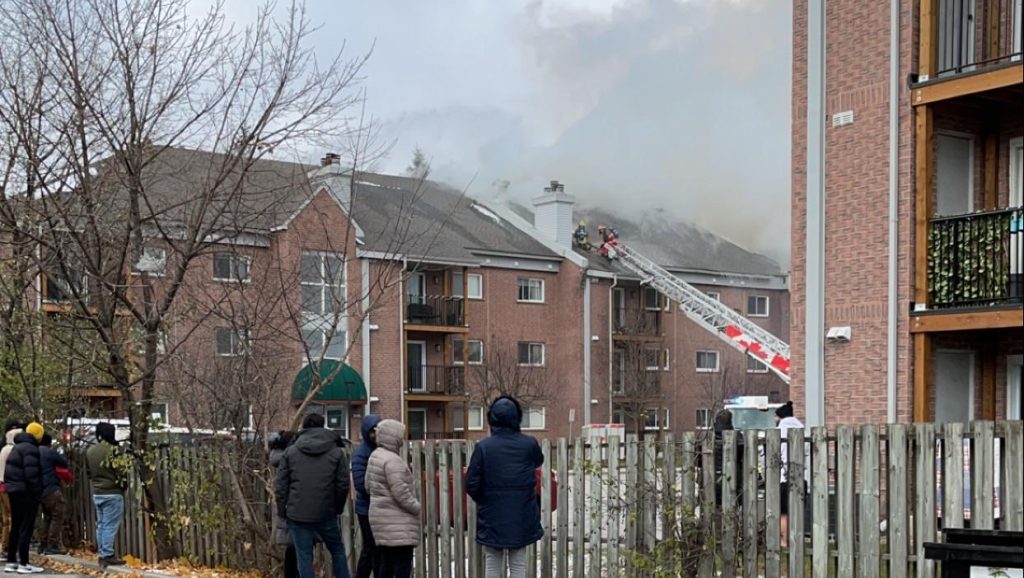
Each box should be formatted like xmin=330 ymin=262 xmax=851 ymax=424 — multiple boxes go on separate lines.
xmin=325 ymin=406 xmax=349 ymax=438
xmin=521 ymin=406 xmax=546 ymax=430
xmin=612 ymin=350 xmax=625 ymax=394
xmin=747 ymin=295 xmax=769 ymax=317
xmin=705 ymin=291 xmax=721 ymax=301
xmin=132 ymin=246 xmax=167 ymax=276
xmin=644 ymin=408 xmax=669 ymax=430
xmin=151 ymin=403 xmax=169 ymax=426
xmin=215 ymin=327 xmax=248 ymax=357
xmin=747 ymin=355 xmax=769 ymax=374
xmin=643 ymin=287 xmax=661 ymax=311
xmin=696 ymin=408 xmax=712 ymax=430
xmin=44 ymin=268 xmax=86 ymax=303
xmin=453 ymin=406 xmax=485 ymax=431
xmin=452 ymin=272 xmax=483 ymax=299
xmin=302 ymin=328 xmax=346 ymax=360
xmin=300 ymin=252 xmax=346 ymax=315
xmin=213 ymin=253 xmax=251 ymax=282
xmin=645 ymin=347 xmax=661 ymax=372
xmin=517 ymin=342 xmax=545 ymax=366
xmin=663 ymin=348 xmax=670 ymax=371
xmin=696 ymin=351 xmax=720 ymax=373
xmin=517 ymin=278 xmax=545 ymax=303
xmin=453 ymin=339 xmax=484 ymax=365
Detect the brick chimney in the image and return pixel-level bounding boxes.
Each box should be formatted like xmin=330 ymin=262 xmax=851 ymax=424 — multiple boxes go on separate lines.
xmin=531 ymin=180 xmax=576 ymax=248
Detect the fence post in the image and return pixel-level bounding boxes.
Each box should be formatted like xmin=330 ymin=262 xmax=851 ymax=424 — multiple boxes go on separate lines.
xmin=466 ymin=440 xmax=481 ymax=578
xmin=859 ymin=425 xmax=880 ymax=578
xmin=607 ymin=435 xmax=620 ymax=577
xmin=972 ymin=421 xmax=995 ymax=528
xmin=438 ymin=441 xmax=452 ymax=577
xmin=765 ymin=428 xmax=782 ymax=578
xmin=721 ymin=430 xmax=738 ymax=578
xmin=914 ymin=423 xmax=936 ymax=578
xmin=573 ymin=437 xmax=586 ymax=578
xmin=411 ymin=443 xmax=425 ymax=578
xmin=837 ymin=425 xmax=855 ymax=578
xmin=452 ymin=441 xmax=465 ymax=578
xmin=1004 ymin=421 xmax=1023 ymax=531
xmin=788 ymin=426 xmax=806 ymax=578
xmin=811 ymin=427 xmax=829 ymax=578
xmin=888 ymin=424 xmax=908 ymax=578
xmin=743 ymin=429 xmax=759 ymax=578
xmin=556 ymin=438 xmax=569 ymax=578
xmin=942 ymin=422 xmax=964 ymax=529
xmin=541 ymin=438 xmax=553 ymax=578
xmin=590 ymin=438 xmax=605 ymax=578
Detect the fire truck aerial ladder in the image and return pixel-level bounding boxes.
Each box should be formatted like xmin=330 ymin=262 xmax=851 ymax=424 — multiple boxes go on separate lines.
xmin=607 ymin=241 xmax=791 ymax=384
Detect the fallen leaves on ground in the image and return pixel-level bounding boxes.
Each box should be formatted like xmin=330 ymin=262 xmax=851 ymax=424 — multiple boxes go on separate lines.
xmin=48 ymin=548 xmax=272 ymax=578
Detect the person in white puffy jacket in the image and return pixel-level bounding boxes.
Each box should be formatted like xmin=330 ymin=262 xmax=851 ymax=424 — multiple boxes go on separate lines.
xmin=366 ymin=419 xmax=421 ymax=578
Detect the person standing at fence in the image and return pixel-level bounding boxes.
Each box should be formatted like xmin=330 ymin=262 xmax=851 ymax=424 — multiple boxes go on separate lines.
xmin=776 ymin=401 xmax=807 ymax=548
xmin=366 ymin=419 xmax=419 ymax=578
xmin=0 ymin=419 xmax=26 ymax=552
xmin=36 ymin=434 xmax=69 ymax=555
xmin=86 ymin=422 xmax=127 ymax=568
xmin=350 ymin=414 xmax=381 ymax=578
xmin=269 ymin=431 xmax=298 ymax=578
xmin=713 ymin=409 xmax=745 ymax=510
xmin=4 ymin=421 xmax=45 ymax=573
xmin=275 ymin=413 xmax=350 ymax=578
xmin=466 ymin=396 xmax=544 ymax=578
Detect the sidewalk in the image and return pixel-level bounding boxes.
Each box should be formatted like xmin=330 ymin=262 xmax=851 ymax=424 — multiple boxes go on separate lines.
xmin=41 ymin=553 xmax=168 ymax=578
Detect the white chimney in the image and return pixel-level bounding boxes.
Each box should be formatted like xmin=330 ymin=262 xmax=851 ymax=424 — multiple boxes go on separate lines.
xmin=531 ymin=180 xmax=575 ymax=248
xmin=308 ymin=152 xmax=351 ymax=208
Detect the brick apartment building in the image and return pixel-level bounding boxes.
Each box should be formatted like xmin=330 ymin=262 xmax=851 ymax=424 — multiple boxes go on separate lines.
xmin=791 ymin=0 xmax=1022 ymax=425
xmin=17 ymin=147 xmax=789 ymax=440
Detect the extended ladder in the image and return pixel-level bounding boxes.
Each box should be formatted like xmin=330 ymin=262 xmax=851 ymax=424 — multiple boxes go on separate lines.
xmin=608 ymin=242 xmax=791 ymax=383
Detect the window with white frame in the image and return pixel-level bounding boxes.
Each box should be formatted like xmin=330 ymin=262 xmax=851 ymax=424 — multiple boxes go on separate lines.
xmin=133 ymin=246 xmax=167 ymax=276
xmin=302 ymin=327 xmax=346 ymax=360
xmin=151 ymin=402 xmax=169 ymax=425
xmin=521 ymin=406 xmax=546 ymax=430
xmin=215 ymin=327 xmax=248 ymax=356
xmin=644 ymin=408 xmax=669 ymax=430
xmin=452 ymin=272 xmax=484 ymax=299
xmin=696 ymin=350 xmax=720 ymax=373
xmin=643 ymin=287 xmax=661 ymax=311
xmin=663 ymin=348 xmax=670 ymax=371
xmin=747 ymin=295 xmax=769 ymax=317
xmin=300 ymin=252 xmax=346 ymax=315
xmin=212 ymin=252 xmax=251 ymax=282
xmin=705 ymin=291 xmax=721 ymax=301
xmin=517 ymin=342 xmax=545 ymax=366
xmin=453 ymin=405 xmax=485 ymax=431
xmin=747 ymin=355 xmax=769 ymax=373
xmin=517 ymin=278 xmax=545 ymax=303
xmin=453 ymin=339 xmax=484 ymax=365
xmin=645 ymin=347 xmax=661 ymax=372
xmin=696 ymin=408 xmax=712 ymax=429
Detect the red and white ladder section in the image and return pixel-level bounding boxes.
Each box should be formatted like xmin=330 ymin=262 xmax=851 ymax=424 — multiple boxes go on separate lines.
xmin=608 ymin=242 xmax=791 ymax=384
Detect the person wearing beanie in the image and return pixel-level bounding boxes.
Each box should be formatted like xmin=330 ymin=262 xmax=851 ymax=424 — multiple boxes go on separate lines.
xmin=3 ymin=422 xmax=44 ymax=573
xmin=0 ymin=420 xmax=25 ymax=552
xmin=775 ymin=401 xmax=807 ymax=549
xmin=86 ymin=423 xmax=127 ymax=568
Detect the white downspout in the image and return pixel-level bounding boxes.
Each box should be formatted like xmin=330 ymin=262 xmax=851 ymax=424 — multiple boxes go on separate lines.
xmin=583 ymin=273 xmax=592 ymax=428
xmin=887 ymin=0 xmax=901 ymax=424
xmin=608 ymin=274 xmax=618 ymax=423
xmin=362 ymin=259 xmax=372 ymax=412
xmin=805 ymin=0 xmax=827 ymax=428
xmin=399 ymin=258 xmax=408 ymax=421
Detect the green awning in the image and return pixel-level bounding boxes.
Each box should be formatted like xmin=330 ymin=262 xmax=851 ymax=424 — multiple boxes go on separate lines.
xmin=292 ymin=360 xmax=366 ymax=402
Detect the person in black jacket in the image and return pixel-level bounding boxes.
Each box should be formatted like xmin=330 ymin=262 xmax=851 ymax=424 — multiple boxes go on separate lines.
xmin=37 ymin=434 xmax=69 ymax=555
xmin=4 ymin=422 xmax=44 ymax=573
xmin=349 ymin=414 xmax=381 ymax=578
xmin=466 ymin=396 xmax=544 ymax=578
xmin=274 ymin=413 xmax=350 ymax=578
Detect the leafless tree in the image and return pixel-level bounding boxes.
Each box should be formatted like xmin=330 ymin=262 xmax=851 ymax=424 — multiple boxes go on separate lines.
xmin=611 ymin=339 xmax=669 ymax=438
xmin=0 ymin=0 xmax=377 ymax=559
xmin=469 ymin=337 xmax=554 ymax=412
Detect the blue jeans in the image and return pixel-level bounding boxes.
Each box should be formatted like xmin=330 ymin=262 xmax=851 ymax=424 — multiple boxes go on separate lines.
xmin=289 ymin=518 xmax=349 ymax=578
xmin=93 ymin=494 xmax=124 ymax=558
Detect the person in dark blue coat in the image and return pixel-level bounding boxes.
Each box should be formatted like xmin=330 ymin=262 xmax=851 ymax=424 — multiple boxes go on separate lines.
xmin=466 ymin=396 xmax=543 ymax=578
xmin=350 ymin=414 xmax=381 ymax=578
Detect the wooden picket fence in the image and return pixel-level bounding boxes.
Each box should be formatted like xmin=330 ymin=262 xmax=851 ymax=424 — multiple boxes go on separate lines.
xmin=64 ymin=421 xmax=1023 ymax=577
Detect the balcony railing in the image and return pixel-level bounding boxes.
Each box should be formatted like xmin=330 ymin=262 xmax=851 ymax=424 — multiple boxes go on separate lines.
xmin=928 ymin=207 xmax=1023 ymax=309
xmin=406 ymin=294 xmax=465 ymax=327
xmin=932 ymin=0 xmax=1022 ymax=78
xmin=407 ymin=364 xmax=466 ymax=396
xmin=613 ymin=307 xmax=662 ymax=336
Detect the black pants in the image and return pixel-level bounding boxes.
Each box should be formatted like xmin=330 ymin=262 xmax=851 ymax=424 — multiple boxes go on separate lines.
xmin=283 ymin=544 xmax=298 ymax=578
xmin=356 ymin=514 xmax=377 ymax=578
xmin=6 ymin=493 xmax=39 ymax=565
xmin=374 ymin=545 xmax=413 ymax=578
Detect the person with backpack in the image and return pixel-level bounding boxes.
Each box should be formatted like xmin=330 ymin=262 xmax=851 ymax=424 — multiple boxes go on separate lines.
xmin=36 ymin=434 xmax=69 ymax=555
xmin=466 ymin=396 xmax=544 ymax=578
xmin=4 ymin=421 xmax=45 ymax=574
xmin=366 ymin=419 xmax=419 ymax=578
xmin=350 ymin=414 xmax=381 ymax=578
xmin=274 ymin=414 xmax=350 ymax=578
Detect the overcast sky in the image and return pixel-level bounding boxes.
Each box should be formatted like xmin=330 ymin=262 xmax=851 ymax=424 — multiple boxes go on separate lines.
xmin=223 ymin=0 xmax=792 ymax=265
